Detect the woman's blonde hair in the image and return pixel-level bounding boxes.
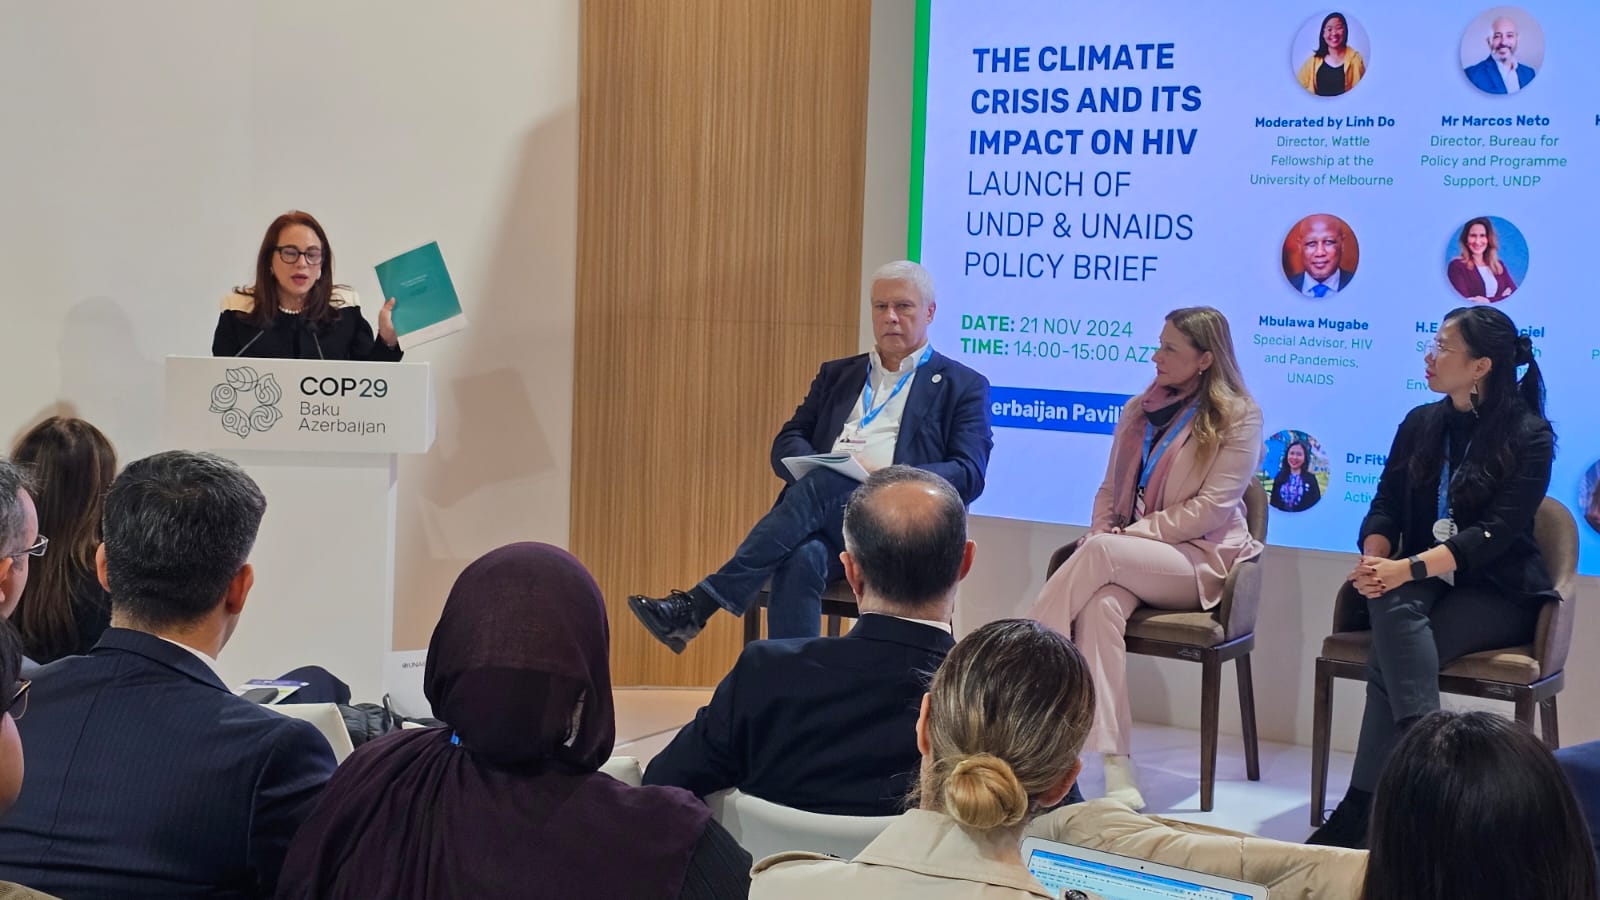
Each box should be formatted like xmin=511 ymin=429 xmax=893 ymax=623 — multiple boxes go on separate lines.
xmin=1163 ymin=306 xmax=1253 ymax=460
xmin=916 ymin=619 xmax=1093 ymax=830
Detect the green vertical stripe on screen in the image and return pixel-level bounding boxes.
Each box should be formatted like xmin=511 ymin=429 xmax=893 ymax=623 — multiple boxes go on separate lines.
xmin=908 ymin=0 xmax=932 ymax=261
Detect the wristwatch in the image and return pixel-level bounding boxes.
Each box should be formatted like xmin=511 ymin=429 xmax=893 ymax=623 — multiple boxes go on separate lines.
xmin=1407 ymin=555 xmax=1427 ymax=582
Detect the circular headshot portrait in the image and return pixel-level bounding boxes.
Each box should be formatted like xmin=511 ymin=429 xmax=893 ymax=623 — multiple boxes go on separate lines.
xmin=1291 ymin=11 xmax=1372 ymax=97
xmin=1581 ymin=460 xmax=1600 ymax=535
xmin=1282 ymin=214 xmax=1359 ymax=299
xmin=1460 ymin=8 xmax=1544 ymax=95
xmin=1444 ymin=215 xmax=1529 ymax=303
xmin=1259 ymin=430 xmax=1331 ymax=514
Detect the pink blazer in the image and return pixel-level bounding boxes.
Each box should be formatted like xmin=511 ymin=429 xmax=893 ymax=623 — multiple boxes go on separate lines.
xmin=1089 ymin=397 xmax=1265 ymax=608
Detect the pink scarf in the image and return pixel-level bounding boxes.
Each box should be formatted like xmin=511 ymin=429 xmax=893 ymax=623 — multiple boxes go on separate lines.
xmin=1108 ymin=379 xmax=1200 ymax=526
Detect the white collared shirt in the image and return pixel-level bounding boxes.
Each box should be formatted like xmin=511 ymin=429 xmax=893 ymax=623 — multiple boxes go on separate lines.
xmin=859 ymin=611 xmax=954 ymax=634
xmin=1301 ymin=270 xmax=1343 ymax=297
xmin=1477 ymin=264 xmax=1498 ymax=295
xmin=1499 ymin=59 xmax=1521 ymax=93
xmin=156 ymin=635 xmax=222 ymax=679
xmin=832 ymin=342 xmax=930 ymax=470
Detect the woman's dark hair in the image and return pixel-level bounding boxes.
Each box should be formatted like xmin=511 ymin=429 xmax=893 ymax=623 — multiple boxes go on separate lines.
xmin=10 ymin=417 xmax=117 ymax=662
xmin=1407 ymin=305 xmax=1549 ymax=515
xmin=1275 ymin=438 xmax=1312 ymax=478
xmin=239 ymin=211 xmax=338 ymax=330
xmin=1363 ymin=711 xmax=1596 ymax=900
xmin=1315 ymin=12 xmax=1348 ymax=59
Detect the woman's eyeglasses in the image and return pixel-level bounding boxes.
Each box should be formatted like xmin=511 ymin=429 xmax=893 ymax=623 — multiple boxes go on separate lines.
xmin=274 ymin=246 xmax=324 ymax=266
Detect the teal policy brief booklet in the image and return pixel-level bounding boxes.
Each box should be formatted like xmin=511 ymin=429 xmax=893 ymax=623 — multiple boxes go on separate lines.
xmin=374 ymin=241 xmax=467 ymax=350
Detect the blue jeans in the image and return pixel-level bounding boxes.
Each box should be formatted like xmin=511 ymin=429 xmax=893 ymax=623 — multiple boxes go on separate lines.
xmin=697 ymin=469 xmax=854 ymax=639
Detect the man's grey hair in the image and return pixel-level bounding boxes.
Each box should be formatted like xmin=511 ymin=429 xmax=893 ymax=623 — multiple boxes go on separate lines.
xmin=871 ymin=260 xmax=936 ymax=306
xmin=103 ymin=451 xmax=266 ymax=628
xmin=0 ymin=460 xmax=33 ymax=556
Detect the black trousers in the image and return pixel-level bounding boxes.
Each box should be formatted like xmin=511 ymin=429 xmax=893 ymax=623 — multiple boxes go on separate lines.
xmin=1350 ymin=577 xmax=1541 ymax=791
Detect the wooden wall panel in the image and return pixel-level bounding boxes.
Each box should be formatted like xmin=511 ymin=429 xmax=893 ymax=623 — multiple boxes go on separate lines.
xmin=575 ymin=0 xmax=872 ymax=685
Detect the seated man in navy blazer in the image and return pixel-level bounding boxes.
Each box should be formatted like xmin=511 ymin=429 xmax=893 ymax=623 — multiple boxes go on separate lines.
xmin=629 ymin=260 xmax=993 ymax=647
xmin=1464 ymin=15 xmax=1536 ymax=94
xmin=0 ymin=451 xmax=337 ymax=899
xmin=644 ymin=466 xmax=967 ymax=814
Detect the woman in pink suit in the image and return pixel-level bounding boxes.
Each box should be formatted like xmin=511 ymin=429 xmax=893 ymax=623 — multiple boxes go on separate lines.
xmin=1030 ymin=306 xmax=1263 ymax=810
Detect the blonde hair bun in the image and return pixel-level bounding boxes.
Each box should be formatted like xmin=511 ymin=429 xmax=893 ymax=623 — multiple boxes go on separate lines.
xmin=943 ymin=753 xmax=1028 ymax=830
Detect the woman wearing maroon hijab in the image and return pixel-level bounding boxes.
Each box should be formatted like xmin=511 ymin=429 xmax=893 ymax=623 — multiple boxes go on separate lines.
xmin=277 ymin=543 xmax=751 ymax=899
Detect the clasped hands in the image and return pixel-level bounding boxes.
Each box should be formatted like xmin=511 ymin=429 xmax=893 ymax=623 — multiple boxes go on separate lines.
xmin=1348 ymin=555 xmax=1410 ymax=599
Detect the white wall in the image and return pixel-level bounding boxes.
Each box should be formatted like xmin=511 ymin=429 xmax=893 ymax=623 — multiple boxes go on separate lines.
xmin=0 ymin=1 xmax=579 ymax=653
xmin=863 ymin=0 xmax=1600 ymax=752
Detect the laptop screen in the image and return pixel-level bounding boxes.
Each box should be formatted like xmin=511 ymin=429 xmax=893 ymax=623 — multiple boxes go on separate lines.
xmin=1026 ymin=845 xmax=1258 ymax=900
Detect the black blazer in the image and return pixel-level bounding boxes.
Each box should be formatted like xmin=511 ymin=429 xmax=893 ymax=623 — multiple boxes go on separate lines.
xmin=0 ymin=629 xmax=337 ymax=899
xmin=1360 ymin=400 xmax=1555 ymax=604
xmin=643 ymin=615 xmax=954 ymax=816
xmin=768 ymin=350 xmax=993 ymax=504
xmin=212 ymin=307 xmax=403 ymax=361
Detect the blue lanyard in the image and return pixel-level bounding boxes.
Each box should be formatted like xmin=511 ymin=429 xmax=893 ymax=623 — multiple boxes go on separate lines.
xmin=1140 ymin=405 xmax=1197 ymax=489
xmin=1438 ymin=433 xmax=1471 ymax=520
xmin=860 ymin=346 xmax=933 ymax=428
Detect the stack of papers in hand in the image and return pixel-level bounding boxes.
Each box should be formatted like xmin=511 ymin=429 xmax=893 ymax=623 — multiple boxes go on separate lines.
xmin=781 ymin=453 xmax=870 ymax=483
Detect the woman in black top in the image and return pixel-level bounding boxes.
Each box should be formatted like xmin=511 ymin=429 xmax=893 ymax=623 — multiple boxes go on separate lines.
xmin=1269 ymin=438 xmax=1322 ymax=512
xmin=1310 ymin=305 xmax=1553 ymax=848
xmin=9 ymin=417 xmax=117 ymax=663
xmin=212 ymin=211 xmax=402 ymax=361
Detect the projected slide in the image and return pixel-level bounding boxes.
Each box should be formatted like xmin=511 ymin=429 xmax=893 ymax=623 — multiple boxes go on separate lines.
xmin=913 ymin=1 xmax=1600 ymax=573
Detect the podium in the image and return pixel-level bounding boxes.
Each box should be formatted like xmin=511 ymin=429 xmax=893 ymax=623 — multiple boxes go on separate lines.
xmin=164 ymin=356 xmax=434 ymax=702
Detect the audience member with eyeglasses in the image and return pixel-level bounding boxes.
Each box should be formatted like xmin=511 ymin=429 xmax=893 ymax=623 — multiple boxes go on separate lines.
xmin=211 ymin=210 xmax=403 ymax=360
xmin=0 ymin=451 xmax=336 ymax=899
xmin=0 ymin=461 xmax=43 ymax=636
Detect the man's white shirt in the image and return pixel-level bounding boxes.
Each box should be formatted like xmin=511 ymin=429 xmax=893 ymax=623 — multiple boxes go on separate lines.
xmin=1499 ymin=59 xmax=1521 ymax=93
xmin=831 ymin=342 xmax=930 ymax=471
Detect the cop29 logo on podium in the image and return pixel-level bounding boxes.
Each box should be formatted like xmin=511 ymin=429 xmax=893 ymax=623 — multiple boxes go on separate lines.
xmin=209 ymin=367 xmax=284 ymax=438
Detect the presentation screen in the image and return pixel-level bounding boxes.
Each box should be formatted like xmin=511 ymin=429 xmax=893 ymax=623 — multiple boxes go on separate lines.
xmin=913 ymin=0 xmax=1600 ymax=574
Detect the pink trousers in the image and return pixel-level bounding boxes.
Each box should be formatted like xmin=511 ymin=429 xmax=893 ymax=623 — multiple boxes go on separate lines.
xmin=1029 ymin=533 xmax=1201 ymax=755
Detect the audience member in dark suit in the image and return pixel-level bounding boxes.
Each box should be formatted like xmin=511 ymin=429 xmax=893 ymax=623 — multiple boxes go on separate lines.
xmin=0 ymin=451 xmax=336 ymax=899
xmin=649 ymin=466 xmax=1080 ymax=816
xmin=278 ymin=542 xmax=750 ymax=900
xmin=629 ymin=260 xmax=993 ymax=647
xmin=0 ymin=618 xmax=60 ymax=899
xmin=1556 ymin=742 xmax=1600 ymax=863
xmin=9 ymin=417 xmax=117 ymax=663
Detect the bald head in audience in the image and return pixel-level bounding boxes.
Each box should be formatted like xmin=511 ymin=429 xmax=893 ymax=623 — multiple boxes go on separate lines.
xmin=841 ymin=465 xmax=975 ymax=622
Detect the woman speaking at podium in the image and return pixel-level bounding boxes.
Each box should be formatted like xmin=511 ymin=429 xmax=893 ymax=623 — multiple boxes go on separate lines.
xmin=1030 ymin=307 xmax=1263 ymax=810
xmin=212 ymin=211 xmax=403 ymax=361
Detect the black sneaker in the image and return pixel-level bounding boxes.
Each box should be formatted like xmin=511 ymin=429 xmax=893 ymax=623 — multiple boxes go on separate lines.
xmin=627 ymin=591 xmax=707 ymax=654
xmin=1306 ymin=793 xmax=1371 ymax=849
